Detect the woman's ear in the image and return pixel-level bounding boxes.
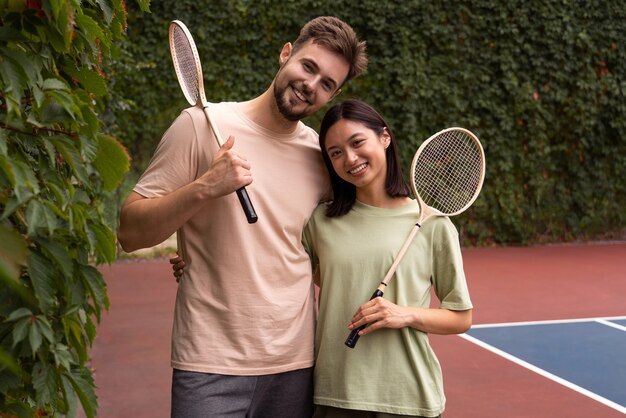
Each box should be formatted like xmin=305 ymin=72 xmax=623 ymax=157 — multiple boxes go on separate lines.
xmin=381 ymin=127 xmax=391 ymax=149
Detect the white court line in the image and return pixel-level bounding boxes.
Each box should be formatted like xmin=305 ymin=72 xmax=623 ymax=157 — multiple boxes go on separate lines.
xmin=460 ymin=316 xmax=626 ymax=414
xmin=596 ymin=319 xmax=626 ymax=333
xmin=469 ymin=315 xmax=626 ymax=329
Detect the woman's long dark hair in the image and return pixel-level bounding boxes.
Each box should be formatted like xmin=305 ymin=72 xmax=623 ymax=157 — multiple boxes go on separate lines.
xmin=318 ymin=99 xmax=410 ymax=217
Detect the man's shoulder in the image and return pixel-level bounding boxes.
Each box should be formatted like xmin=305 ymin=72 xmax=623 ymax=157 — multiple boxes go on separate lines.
xmin=298 ymin=121 xmax=319 ymax=138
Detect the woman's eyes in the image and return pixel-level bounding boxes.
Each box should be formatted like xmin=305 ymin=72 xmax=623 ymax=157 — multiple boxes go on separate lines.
xmin=329 ymin=140 xmax=365 ymax=158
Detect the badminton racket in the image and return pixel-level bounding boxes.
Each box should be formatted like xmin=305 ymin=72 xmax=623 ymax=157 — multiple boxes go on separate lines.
xmin=345 ymin=127 xmax=485 ymax=348
xmin=169 ymin=20 xmax=258 ymax=224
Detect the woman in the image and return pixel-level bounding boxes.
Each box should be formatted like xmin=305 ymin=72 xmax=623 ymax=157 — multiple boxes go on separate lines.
xmin=172 ymin=100 xmax=473 ymax=417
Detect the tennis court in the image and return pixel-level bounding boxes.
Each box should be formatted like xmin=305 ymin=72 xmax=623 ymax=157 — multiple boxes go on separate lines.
xmin=89 ymin=242 xmax=626 ymax=417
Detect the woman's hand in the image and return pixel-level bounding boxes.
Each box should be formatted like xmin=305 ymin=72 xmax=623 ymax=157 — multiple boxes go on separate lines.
xmin=347 ymin=298 xmax=414 ymax=336
xmin=169 ymin=253 xmax=186 ymax=283
xmin=348 ymin=298 xmax=472 ymax=336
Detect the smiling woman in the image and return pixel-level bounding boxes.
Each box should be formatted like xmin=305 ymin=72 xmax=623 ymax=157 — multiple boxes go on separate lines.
xmin=318 ymin=100 xmax=411 ymax=217
xmin=324 ymin=119 xmax=393 ymax=199
xmin=303 ymin=99 xmax=473 ymax=417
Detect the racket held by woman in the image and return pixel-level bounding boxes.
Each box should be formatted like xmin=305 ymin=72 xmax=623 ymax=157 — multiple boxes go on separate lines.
xmin=345 ymin=127 xmax=486 ymax=348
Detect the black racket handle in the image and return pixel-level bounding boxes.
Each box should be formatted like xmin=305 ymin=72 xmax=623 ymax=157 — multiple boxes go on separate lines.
xmin=345 ymin=288 xmax=384 ymax=348
xmin=236 ymin=187 xmax=258 ymax=224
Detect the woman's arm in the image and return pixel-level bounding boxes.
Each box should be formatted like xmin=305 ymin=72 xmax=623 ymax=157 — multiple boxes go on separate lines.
xmin=347 ymin=298 xmax=472 ymax=337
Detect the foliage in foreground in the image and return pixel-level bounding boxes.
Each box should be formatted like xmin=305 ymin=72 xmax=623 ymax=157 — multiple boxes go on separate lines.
xmin=0 ymin=0 xmax=149 ymax=416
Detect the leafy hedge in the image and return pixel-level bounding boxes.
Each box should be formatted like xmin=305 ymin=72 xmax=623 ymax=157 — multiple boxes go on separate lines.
xmin=111 ymin=0 xmax=626 ymax=246
xmin=0 ymin=0 xmax=149 ymax=416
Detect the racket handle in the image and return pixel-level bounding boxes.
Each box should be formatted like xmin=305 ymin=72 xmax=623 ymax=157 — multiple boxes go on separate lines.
xmin=236 ymin=187 xmax=258 ymax=224
xmin=344 ymin=288 xmax=384 ymax=348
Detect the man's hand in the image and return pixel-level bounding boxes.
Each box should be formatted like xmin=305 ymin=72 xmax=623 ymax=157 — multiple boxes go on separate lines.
xmin=118 ymin=135 xmax=253 ymax=252
xmin=199 ymin=135 xmax=253 ymax=198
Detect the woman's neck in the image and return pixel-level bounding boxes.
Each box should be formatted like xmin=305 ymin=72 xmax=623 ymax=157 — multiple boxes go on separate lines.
xmin=356 ymin=189 xmax=411 ymax=208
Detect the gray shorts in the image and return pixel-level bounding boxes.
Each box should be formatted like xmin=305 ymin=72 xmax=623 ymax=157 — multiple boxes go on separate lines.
xmin=171 ymin=367 xmax=313 ymax=418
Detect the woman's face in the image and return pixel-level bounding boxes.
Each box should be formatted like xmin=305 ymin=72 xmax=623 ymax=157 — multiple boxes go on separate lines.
xmin=324 ymin=119 xmax=390 ymax=192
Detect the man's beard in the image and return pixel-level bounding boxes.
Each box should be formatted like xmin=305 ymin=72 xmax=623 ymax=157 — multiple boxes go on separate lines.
xmin=273 ymin=82 xmax=310 ymax=122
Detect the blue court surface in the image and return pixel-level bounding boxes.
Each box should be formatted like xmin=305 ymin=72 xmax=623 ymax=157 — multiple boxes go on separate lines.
xmin=461 ymin=316 xmax=626 ymax=414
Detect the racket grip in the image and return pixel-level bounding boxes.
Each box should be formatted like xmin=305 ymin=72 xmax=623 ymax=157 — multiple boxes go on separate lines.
xmin=344 ymin=288 xmax=384 ymax=348
xmin=236 ymin=187 xmax=258 ymax=224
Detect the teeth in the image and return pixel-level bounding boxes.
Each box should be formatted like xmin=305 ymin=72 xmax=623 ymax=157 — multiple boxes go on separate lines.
xmin=293 ymin=87 xmax=308 ymax=103
xmin=349 ymin=163 xmax=367 ymax=175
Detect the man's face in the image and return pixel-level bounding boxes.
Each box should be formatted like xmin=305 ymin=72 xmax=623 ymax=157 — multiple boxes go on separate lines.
xmin=273 ymin=42 xmax=349 ymax=121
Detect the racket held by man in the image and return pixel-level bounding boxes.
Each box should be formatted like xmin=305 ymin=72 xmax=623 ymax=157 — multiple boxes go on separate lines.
xmin=169 ymin=20 xmax=258 ymax=224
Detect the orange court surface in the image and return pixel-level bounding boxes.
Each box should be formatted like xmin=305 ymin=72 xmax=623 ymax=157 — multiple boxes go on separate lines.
xmin=88 ymin=242 xmax=626 ymax=417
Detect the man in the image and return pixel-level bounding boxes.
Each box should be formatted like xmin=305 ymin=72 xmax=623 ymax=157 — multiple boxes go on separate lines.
xmin=117 ymin=16 xmax=368 ymax=417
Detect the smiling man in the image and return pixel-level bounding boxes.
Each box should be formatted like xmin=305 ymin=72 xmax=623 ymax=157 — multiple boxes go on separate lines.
xmin=117 ymin=16 xmax=367 ymax=418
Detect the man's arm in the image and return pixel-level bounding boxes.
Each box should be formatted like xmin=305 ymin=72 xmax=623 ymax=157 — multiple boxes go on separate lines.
xmin=118 ymin=136 xmax=252 ymax=252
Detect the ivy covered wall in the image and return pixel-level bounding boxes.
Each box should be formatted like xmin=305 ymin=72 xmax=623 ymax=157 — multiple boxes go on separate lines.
xmin=110 ymin=0 xmax=626 ymax=245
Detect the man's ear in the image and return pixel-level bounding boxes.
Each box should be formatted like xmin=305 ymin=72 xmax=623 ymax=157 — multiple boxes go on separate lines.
xmin=279 ymin=42 xmax=293 ymax=65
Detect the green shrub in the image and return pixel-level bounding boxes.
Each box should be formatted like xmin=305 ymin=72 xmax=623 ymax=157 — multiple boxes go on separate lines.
xmin=0 ymin=0 xmax=149 ymax=416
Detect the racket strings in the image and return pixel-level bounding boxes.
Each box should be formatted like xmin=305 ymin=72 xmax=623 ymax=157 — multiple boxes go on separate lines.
xmin=172 ymin=26 xmax=200 ymax=105
xmin=413 ymin=130 xmax=483 ymax=214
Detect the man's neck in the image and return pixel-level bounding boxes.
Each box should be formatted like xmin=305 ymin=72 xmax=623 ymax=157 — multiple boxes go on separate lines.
xmin=240 ymin=89 xmax=299 ymax=135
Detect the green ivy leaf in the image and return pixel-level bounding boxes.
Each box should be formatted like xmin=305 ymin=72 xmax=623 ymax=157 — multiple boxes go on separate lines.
xmin=76 ymin=12 xmax=106 ymax=45
xmin=36 ymin=236 xmax=74 ymax=279
xmin=0 ymin=227 xmax=36 ymax=306
xmin=63 ymin=66 xmax=108 ymax=97
xmin=59 ymin=365 xmax=78 ymax=416
xmin=87 ymin=222 xmax=116 ymax=263
xmin=26 ymin=199 xmax=58 ymax=236
xmin=11 ymin=318 xmax=30 ymax=347
xmin=95 ymin=0 xmax=114 ymax=24
xmin=53 ymin=138 xmax=90 ymax=185
xmin=93 ymin=134 xmax=130 ymax=192
xmin=0 ymin=52 xmax=28 ymax=115
xmin=79 ymin=264 xmax=109 ymax=316
xmin=28 ymin=318 xmax=43 ymax=355
xmin=42 ymin=77 xmax=70 ymax=92
xmin=27 ymin=250 xmax=57 ymax=314
xmin=63 ymin=369 xmax=97 ymax=418
xmin=33 ymin=362 xmax=57 ymax=406
xmin=47 ymin=90 xmax=81 ymax=121
xmin=136 ymin=0 xmax=151 ymax=13
xmin=0 ymin=225 xmax=28 ymax=280
xmin=5 ymin=307 xmax=33 ymax=322
xmin=53 ymin=343 xmax=73 ymax=371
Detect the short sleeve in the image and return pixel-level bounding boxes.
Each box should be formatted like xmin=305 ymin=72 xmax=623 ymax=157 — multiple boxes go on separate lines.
xmin=134 ymin=110 xmax=200 ymax=198
xmin=430 ymin=218 xmax=473 ymax=311
xmin=302 ymin=216 xmax=319 ymax=270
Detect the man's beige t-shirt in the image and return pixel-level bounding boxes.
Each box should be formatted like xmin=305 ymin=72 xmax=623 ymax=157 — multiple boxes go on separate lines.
xmin=134 ymin=103 xmax=329 ymax=375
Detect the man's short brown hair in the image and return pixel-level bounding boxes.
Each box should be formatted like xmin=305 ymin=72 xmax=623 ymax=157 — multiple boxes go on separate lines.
xmin=292 ymin=16 xmax=368 ymax=86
